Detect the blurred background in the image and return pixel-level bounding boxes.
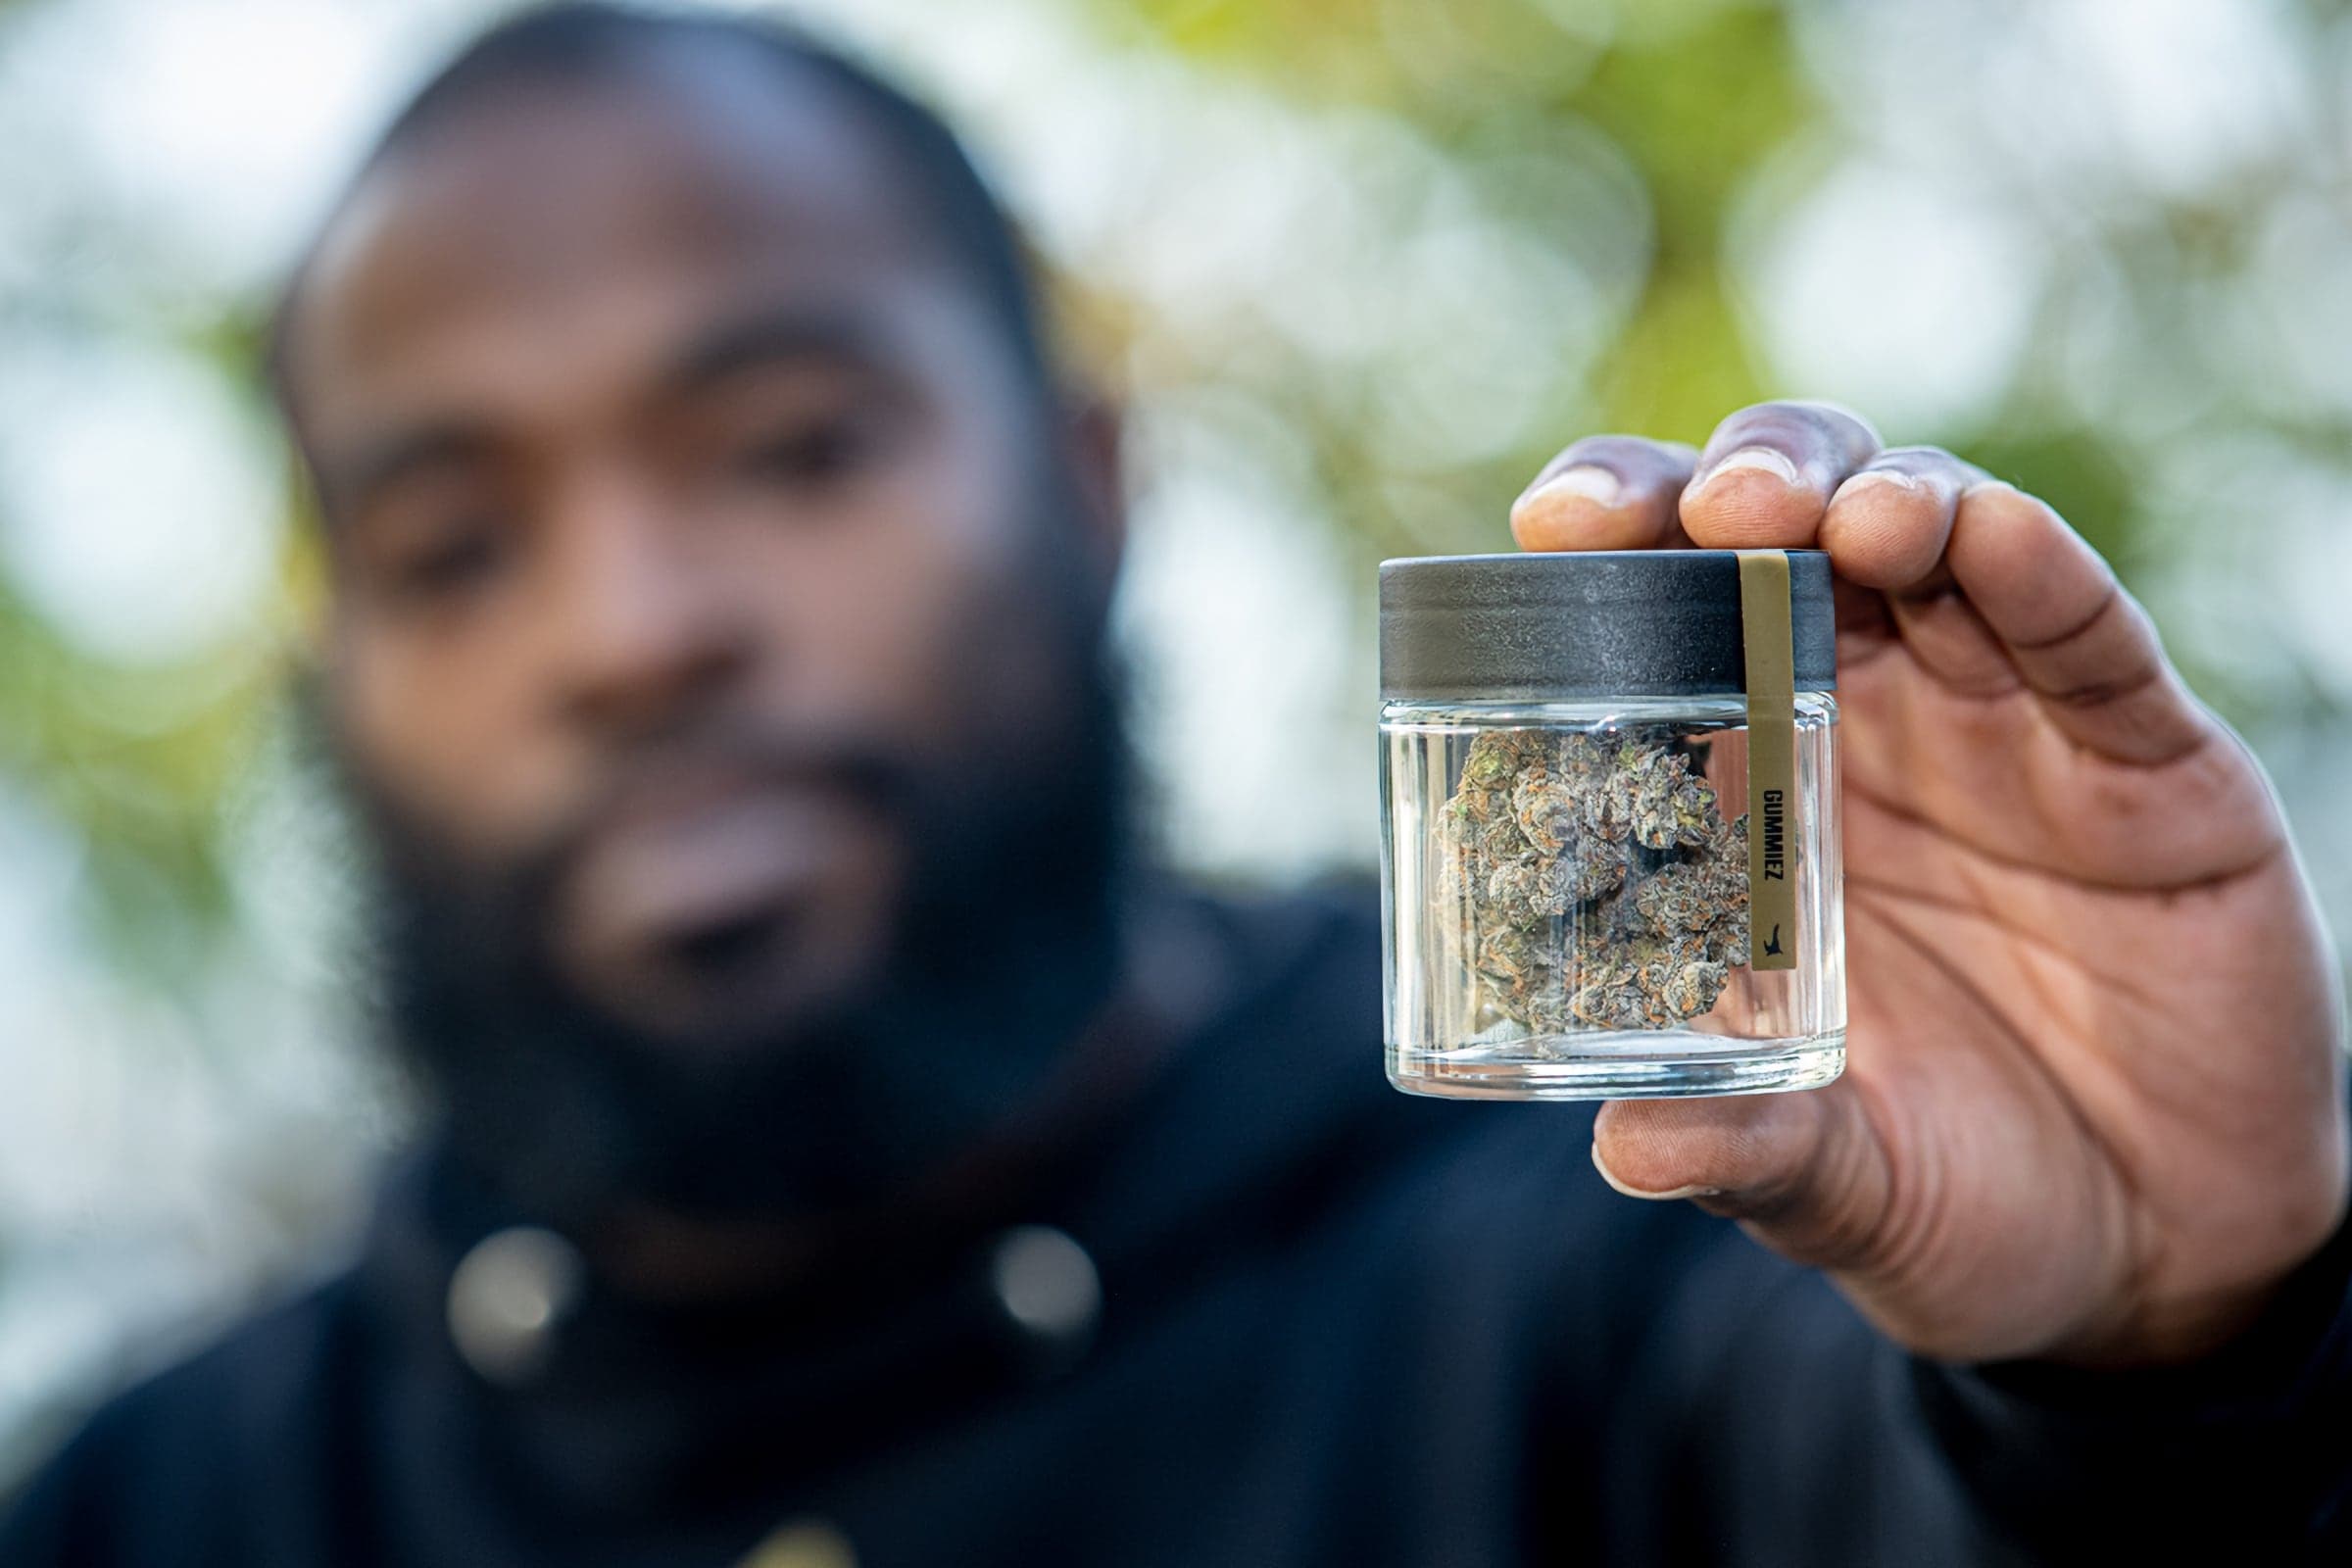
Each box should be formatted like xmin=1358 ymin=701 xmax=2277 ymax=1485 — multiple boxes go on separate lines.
xmin=3 ymin=0 xmax=2350 ymax=1482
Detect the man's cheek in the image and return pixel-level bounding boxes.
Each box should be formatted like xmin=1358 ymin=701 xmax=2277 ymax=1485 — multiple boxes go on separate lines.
xmin=750 ymin=524 xmax=1001 ymax=733
xmin=332 ymin=641 xmax=570 ymax=868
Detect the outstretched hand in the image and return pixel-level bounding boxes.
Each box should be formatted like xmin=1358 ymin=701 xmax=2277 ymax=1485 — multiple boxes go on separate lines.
xmin=1514 ymin=400 xmax=2347 ymax=1366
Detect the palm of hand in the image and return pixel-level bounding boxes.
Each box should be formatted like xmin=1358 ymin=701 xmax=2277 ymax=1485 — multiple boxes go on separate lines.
xmin=1836 ymin=608 xmax=2339 ymax=1361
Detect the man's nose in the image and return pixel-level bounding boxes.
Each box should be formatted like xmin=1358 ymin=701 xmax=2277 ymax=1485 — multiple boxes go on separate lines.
xmin=541 ymin=474 xmax=756 ymax=738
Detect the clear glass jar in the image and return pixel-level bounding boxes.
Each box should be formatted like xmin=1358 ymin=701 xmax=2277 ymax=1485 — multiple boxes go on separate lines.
xmin=1379 ymin=550 xmax=1845 ymax=1100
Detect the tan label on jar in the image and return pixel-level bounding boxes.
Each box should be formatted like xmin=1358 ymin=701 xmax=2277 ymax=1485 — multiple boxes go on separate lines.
xmin=1737 ymin=551 xmax=1798 ymax=971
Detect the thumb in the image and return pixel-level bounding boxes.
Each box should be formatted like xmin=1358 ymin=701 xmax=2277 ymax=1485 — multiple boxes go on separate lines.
xmin=1592 ymin=1083 xmax=1895 ymax=1271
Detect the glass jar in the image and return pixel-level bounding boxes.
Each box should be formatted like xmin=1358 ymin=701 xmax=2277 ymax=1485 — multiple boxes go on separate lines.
xmin=1380 ymin=549 xmax=1844 ymax=1101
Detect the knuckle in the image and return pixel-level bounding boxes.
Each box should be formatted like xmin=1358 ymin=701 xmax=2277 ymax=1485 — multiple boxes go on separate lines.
xmin=1709 ymin=399 xmax=1880 ymax=459
xmin=1707 ymin=404 xmax=1801 ymax=445
xmin=1860 ymin=446 xmax=1988 ymax=498
xmin=1873 ymin=444 xmax=1962 ymax=470
xmin=1775 ymin=396 xmax=1873 ymax=423
xmin=1565 ymin=433 xmax=1684 ymax=466
xmin=1789 ymin=399 xmax=1883 ymax=450
xmin=2032 ymin=659 xmax=2165 ymax=709
xmin=1532 ymin=433 xmax=1694 ymax=491
xmin=1557 ymin=433 xmax=1643 ymax=462
xmin=1960 ymin=474 xmax=2044 ymax=512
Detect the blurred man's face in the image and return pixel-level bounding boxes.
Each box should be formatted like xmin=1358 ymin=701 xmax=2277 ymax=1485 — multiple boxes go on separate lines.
xmin=280 ymin=58 xmax=1115 ymax=1075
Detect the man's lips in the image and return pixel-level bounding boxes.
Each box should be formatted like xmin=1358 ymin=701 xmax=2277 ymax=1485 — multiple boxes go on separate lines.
xmin=557 ymin=769 xmax=877 ymax=963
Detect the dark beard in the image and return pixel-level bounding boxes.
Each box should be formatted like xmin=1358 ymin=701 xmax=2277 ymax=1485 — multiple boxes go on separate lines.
xmin=324 ymin=539 xmax=1132 ymax=1231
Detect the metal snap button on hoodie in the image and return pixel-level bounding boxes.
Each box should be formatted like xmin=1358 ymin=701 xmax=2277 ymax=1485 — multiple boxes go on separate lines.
xmin=988 ymin=1225 xmax=1100 ymax=1356
xmin=446 ymin=1225 xmax=585 ymax=1386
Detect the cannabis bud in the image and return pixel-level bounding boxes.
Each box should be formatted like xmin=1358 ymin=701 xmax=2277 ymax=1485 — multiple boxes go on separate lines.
xmin=1440 ymin=730 xmax=1749 ymax=1033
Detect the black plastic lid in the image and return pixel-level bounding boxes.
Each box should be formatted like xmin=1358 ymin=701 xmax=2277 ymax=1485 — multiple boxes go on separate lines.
xmin=1379 ymin=550 xmax=1837 ymax=701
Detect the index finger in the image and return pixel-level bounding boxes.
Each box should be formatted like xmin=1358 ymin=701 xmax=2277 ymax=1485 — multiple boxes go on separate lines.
xmin=1509 ymin=435 xmax=1698 ymax=553
xmin=1678 ymin=400 xmax=1882 ymax=549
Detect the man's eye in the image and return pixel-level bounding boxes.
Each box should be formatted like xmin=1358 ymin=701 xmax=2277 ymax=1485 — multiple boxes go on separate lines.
xmin=737 ymin=416 xmax=875 ymax=488
xmin=387 ymin=524 xmax=510 ymax=601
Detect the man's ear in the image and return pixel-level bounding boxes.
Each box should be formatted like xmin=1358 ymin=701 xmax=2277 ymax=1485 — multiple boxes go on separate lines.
xmin=1059 ymin=386 xmax=1126 ymax=583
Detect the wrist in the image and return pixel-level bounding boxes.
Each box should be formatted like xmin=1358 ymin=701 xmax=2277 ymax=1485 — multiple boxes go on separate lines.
xmin=1996 ymin=1193 xmax=2352 ymax=1395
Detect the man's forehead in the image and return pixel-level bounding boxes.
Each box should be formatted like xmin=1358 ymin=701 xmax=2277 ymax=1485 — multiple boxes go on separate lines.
xmin=284 ymin=54 xmax=937 ymax=420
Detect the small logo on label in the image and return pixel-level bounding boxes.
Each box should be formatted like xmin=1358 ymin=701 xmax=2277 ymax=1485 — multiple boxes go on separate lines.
xmin=1762 ymin=923 xmax=1784 ymax=957
xmin=1759 ymin=787 xmax=1786 ymax=880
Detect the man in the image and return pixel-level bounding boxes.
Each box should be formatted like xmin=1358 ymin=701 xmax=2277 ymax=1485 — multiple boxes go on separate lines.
xmin=4 ymin=4 xmax=2346 ymax=1563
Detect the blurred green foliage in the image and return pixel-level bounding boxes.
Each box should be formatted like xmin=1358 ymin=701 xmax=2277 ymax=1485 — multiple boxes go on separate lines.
xmin=0 ymin=321 xmax=286 ymax=981
xmin=3 ymin=0 xmax=2348 ymax=978
xmin=1090 ymin=0 xmax=2352 ymax=707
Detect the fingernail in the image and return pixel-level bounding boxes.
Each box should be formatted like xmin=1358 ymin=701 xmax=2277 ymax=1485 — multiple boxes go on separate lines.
xmin=1591 ymin=1142 xmax=1723 ymax=1201
xmin=1692 ymin=446 xmax=1801 ymax=495
xmin=1523 ymin=465 xmax=1623 ymax=511
xmin=1834 ymin=468 xmax=1923 ymax=500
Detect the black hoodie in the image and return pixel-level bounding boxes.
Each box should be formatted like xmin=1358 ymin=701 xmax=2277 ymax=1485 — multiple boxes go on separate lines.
xmin=4 ymin=888 xmax=2349 ymax=1565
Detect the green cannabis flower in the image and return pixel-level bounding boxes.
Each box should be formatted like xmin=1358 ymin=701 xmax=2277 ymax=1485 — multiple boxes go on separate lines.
xmin=1442 ymin=731 xmax=1749 ymax=1033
